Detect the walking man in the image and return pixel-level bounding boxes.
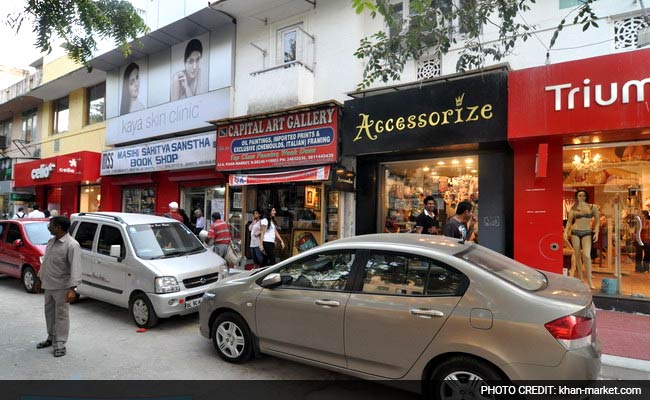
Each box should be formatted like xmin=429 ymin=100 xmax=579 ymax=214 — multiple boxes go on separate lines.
xmin=208 ymin=212 xmax=231 ymax=257
xmin=36 ymin=216 xmax=81 ymax=357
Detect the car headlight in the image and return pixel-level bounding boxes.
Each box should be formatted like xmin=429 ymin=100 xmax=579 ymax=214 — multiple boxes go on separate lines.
xmin=154 ymin=276 xmax=180 ymax=293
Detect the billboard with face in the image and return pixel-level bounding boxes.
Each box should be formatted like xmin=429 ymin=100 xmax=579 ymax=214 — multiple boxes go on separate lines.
xmin=170 ymin=34 xmax=210 ymax=101
xmin=119 ymin=59 xmax=148 ymax=115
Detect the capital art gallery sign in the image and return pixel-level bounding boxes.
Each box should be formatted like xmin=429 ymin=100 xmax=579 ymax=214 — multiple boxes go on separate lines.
xmin=216 ymin=106 xmax=339 ymax=171
xmin=100 ymin=132 xmax=216 ymax=176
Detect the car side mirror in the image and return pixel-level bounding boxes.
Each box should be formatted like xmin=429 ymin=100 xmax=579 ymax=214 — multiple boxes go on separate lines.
xmin=12 ymin=239 xmax=24 ymax=248
xmin=109 ymin=245 xmax=124 ymax=262
xmin=261 ymin=273 xmax=282 ymax=289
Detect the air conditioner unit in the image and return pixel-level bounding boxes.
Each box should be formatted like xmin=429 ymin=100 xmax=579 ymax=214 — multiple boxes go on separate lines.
xmin=0 ymin=136 xmax=8 ymax=149
xmin=638 ymin=27 xmax=650 ymax=48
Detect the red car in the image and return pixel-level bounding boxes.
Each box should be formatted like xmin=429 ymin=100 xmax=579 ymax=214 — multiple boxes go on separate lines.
xmin=0 ymin=219 xmax=52 ymax=293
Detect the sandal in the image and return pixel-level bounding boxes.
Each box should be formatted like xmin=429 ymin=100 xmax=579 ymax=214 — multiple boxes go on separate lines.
xmin=53 ymin=347 xmax=66 ymax=357
xmin=36 ymin=340 xmax=52 ymax=349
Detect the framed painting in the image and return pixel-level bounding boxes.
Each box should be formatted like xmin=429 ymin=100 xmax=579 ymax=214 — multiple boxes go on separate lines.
xmin=328 ymin=191 xmax=339 ymax=209
xmin=305 ymin=186 xmax=317 ymax=208
xmin=291 ymin=228 xmax=322 ymax=256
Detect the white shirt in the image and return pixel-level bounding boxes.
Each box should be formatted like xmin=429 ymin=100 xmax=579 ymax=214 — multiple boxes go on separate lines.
xmin=260 ymin=218 xmax=277 ymax=243
xmin=12 ymin=212 xmax=25 ymax=219
xmin=195 ymin=216 xmax=206 ymax=229
xmin=28 ymin=210 xmax=45 ymax=218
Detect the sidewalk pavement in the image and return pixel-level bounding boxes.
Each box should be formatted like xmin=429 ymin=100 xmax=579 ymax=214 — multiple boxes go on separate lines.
xmin=597 ymin=309 xmax=650 ymax=379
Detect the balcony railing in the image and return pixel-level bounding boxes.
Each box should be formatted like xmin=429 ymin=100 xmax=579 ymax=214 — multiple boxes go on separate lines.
xmin=0 ymin=69 xmax=42 ymax=104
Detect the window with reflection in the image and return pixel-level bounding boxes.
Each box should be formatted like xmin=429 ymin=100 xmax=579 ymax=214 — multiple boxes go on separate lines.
xmin=87 ymin=83 xmax=105 ymax=125
xmin=277 ymin=251 xmax=355 ymax=291
xmin=53 ymin=96 xmax=69 ymax=134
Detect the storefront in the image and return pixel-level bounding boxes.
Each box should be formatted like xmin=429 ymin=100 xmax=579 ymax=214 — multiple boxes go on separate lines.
xmin=342 ymin=68 xmax=512 ymax=255
xmin=214 ymin=102 xmax=348 ymax=263
xmin=99 ymin=132 xmax=226 ymax=225
xmin=509 ymin=49 xmax=650 ymax=298
xmin=13 ymin=151 xmax=101 ymax=216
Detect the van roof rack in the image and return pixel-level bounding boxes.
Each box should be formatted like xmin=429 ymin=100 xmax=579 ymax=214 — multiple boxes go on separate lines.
xmin=77 ymin=212 xmax=125 ymax=223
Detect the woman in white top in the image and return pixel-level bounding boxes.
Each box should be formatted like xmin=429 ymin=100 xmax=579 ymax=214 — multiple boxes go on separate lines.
xmin=259 ymin=207 xmax=285 ymax=266
xmin=249 ymin=209 xmax=265 ymax=268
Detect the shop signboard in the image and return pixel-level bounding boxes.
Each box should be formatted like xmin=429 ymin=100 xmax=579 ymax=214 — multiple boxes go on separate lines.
xmin=341 ymin=71 xmax=507 ymax=156
xmin=100 ymin=132 xmax=216 ymax=176
xmin=13 ymin=151 xmax=101 ymax=187
xmin=10 ymin=193 xmax=35 ymax=202
xmin=216 ymin=106 xmax=339 ymax=171
xmin=509 ymin=49 xmax=650 ymax=139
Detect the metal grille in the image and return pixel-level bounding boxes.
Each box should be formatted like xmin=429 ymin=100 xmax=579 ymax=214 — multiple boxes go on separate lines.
xmin=614 ymin=16 xmax=649 ymax=49
xmin=183 ymin=272 xmax=219 ymax=288
xmin=416 ymin=56 xmax=441 ymax=80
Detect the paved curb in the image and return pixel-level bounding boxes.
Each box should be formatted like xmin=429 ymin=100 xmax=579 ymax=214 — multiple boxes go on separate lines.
xmin=600 ymin=355 xmax=650 ymax=380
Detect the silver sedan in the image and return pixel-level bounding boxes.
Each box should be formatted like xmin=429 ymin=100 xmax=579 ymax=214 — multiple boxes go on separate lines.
xmin=199 ymin=234 xmax=601 ymax=398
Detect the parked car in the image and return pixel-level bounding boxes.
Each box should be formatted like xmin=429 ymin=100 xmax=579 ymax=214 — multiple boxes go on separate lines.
xmin=70 ymin=212 xmax=227 ymax=328
xmin=199 ymin=234 xmax=601 ymax=397
xmin=0 ymin=218 xmax=52 ymax=293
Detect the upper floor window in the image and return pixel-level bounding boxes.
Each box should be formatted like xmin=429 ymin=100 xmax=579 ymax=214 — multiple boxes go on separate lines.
xmin=87 ymin=83 xmax=105 ymax=125
xmin=53 ymin=96 xmax=69 ymax=134
xmin=0 ymin=119 xmax=11 ymax=149
xmin=389 ymin=2 xmax=404 ymax=38
xmin=22 ymin=109 xmax=37 ymax=143
xmin=277 ymin=24 xmax=304 ymax=64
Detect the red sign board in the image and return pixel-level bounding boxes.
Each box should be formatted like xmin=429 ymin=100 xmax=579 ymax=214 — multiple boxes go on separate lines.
xmin=14 ymin=151 xmax=101 ymax=187
xmin=216 ymin=106 xmax=339 ymax=171
xmin=509 ymin=49 xmax=650 ymax=139
xmin=229 ymin=166 xmax=330 ymax=186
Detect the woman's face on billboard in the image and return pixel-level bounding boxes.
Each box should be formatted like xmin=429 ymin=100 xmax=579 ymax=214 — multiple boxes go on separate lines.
xmin=128 ymin=68 xmax=140 ymax=98
xmin=185 ymin=51 xmax=201 ymax=79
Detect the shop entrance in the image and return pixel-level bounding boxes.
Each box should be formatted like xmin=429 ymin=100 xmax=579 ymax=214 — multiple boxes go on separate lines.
xmin=563 ymin=141 xmax=650 ymax=297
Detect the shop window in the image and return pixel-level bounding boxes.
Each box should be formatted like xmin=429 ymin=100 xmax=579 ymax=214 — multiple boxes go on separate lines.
xmin=563 ymin=142 xmax=650 ymax=298
xmin=53 ymin=96 xmax=69 ymax=134
xmin=22 ymin=109 xmax=37 ymax=143
xmin=381 ymin=156 xmax=479 ymax=241
xmin=80 ymin=185 xmax=101 ymax=212
xmin=87 ymin=83 xmax=105 ymax=125
xmin=123 ymin=187 xmax=155 ymax=214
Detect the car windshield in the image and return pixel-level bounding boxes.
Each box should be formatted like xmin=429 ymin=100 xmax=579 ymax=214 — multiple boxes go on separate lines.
xmin=24 ymin=222 xmax=52 ymax=245
xmin=126 ymin=222 xmax=206 ymax=260
xmin=458 ymin=246 xmax=547 ymax=291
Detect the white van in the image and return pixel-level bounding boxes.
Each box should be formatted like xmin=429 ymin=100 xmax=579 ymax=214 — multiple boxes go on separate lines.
xmin=70 ymin=212 xmax=227 ymax=328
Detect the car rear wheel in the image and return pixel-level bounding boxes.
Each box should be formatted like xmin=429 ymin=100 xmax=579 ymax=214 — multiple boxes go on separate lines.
xmin=129 ymin=293 xmax=159 ymax=328
xmin=428 ymin=355 xmax=503 ymax=400
xmin=212 ymin=312 xmax=253 ymax=363
xmin=22 ymin=266 xmax=37 ymax=293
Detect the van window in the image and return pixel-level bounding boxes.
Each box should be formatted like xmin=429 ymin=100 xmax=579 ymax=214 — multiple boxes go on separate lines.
xmin=126 ymin=222 xmax=205 ymax=259
xmin=75 ymin=222 xmax=98 ymax=250
xmin=97 ymin=225 xmax=126 ymax=258
xmin=24 ymin=222 xmax=52 ymax=245
xmin=5 ymin=224 xmax=22 ymax=243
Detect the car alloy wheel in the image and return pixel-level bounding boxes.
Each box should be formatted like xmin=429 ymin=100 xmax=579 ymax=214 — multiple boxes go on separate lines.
xmin=22 ymin=266 xmax=36 ymax=293
xmin=212 ymin=312 xmax=253 ymax=363
xmin=429 ymin=355 xmax=503 ymax=400
xmin=129 ymin=293 xmax=159 ymax=328
xmin=438 ymin=371 xmax=492 ymax=400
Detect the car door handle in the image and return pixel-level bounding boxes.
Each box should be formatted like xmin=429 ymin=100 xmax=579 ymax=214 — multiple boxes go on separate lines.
xmin=315 ymin=299 xmax=340 ymax=307
xmin=410 ymin=308 xmax=444 ymax=318
xmin=94 ymin=260 xmax=102 ymax=264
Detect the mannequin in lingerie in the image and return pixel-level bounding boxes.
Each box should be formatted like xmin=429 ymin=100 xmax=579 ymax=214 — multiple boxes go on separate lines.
xmin=564 ymin=189 xmax=600 ymax=289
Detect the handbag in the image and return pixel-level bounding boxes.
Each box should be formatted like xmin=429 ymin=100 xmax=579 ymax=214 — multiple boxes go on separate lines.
xmin=224 ymin=240 xmax=242 ymax=265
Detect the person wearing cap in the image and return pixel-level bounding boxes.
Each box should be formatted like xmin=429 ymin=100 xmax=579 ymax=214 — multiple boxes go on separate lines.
xmin=168 ymin=201 xmax=184 ymax=223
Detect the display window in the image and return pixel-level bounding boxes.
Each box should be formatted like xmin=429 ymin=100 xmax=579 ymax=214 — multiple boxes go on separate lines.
xmin=563 ymin=141 xmax=650 ymax=297
xmin=381 ymin=156 xmax=479 ymax=241
xmin=80 ymin=185 xmax=101 ymax=212
xmin=123 ymin=187 xmax=156 ymax=214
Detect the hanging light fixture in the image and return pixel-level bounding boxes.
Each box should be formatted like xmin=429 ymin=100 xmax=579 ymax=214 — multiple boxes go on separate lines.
xmin=572 ymin=149 xmax=602 ymax=171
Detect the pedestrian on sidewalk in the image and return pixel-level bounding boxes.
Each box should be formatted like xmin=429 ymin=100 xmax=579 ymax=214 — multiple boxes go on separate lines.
xmin=208 ymin=212 xmax=231 ymax=257
xmin=35 ymin=216 xmax=81 ymax=357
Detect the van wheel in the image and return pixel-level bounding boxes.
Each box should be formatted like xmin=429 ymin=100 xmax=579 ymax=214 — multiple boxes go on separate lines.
xmin=22 ymin=266 xmax=37 ymax=293
xmin=212 ymin=312 xmax=253 ymax=363
xmin=428 ymin=355 xmax=503 ymax=400
xmin=130 ymin=293 xmax=159 ymax=328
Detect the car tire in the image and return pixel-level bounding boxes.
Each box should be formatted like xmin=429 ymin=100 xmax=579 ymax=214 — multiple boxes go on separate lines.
xmin=428 ymin=355 xmax=504 ymax=400
xmin=22 ymin=266 xmax=37 ymax=293
xmin=129 ymin=293 xmax=159 ymax=328
xmin=212 ymin=312 xmax=254 ymax=363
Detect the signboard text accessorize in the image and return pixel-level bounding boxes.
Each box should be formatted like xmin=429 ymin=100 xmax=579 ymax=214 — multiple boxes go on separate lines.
xmin=101 ymin=132 xmax=216 ymax=176
xmin=352 ymin=93 xmax=493 ymax=143
xmin=216 ymin=106 xmax=339 ymax=171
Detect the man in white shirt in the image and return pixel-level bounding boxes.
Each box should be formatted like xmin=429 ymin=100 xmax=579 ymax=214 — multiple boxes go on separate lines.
xmin=13 ymin=207 xmax=26 ymax=219
xmin=28 ymin=205 xmax=46 ymax=218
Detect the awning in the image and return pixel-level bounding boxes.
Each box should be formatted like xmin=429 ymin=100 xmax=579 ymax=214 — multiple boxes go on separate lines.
xmin=229 ymin=166 xmax=330 ymax=186
xmin=13 ymin=151 xmax=101 ymax=188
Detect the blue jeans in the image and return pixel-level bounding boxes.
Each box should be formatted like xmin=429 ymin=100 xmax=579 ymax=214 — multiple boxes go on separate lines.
xmin=251 ymin=247 xmax=266 ymax=267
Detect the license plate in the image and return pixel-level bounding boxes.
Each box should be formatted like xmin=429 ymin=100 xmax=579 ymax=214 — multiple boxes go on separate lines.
xmin=185 ymin=298 xmax=202 ymax=309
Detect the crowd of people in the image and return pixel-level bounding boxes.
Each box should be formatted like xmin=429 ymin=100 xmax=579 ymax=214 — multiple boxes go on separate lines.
xmin=9 ymin=205 xmax=60 ymax=219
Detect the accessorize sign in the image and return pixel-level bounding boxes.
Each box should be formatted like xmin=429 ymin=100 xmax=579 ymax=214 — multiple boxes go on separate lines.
xmin=216 ymin=106 xmax=339 ymax=171
xmin=106 ymin=89 xmax=229 ymax=146
xmin=229 ymin=166 xmax=331 ymax=186
xmin=342 ymin=71 xmax=507 ymax=156
xmin=509 ymin=49 xmax=650 ymax=139
xmin=100 ymin=132 xmax=216 ymax=176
